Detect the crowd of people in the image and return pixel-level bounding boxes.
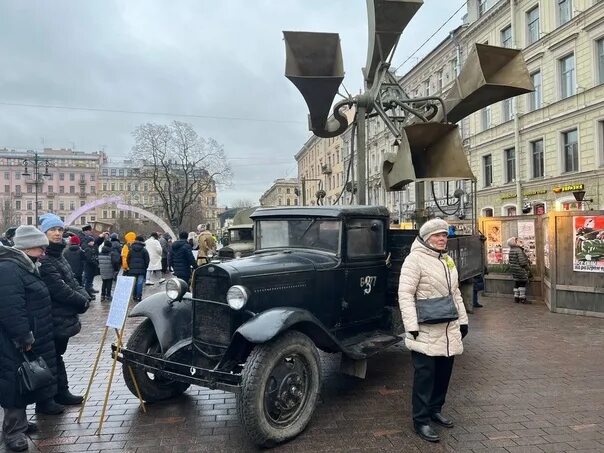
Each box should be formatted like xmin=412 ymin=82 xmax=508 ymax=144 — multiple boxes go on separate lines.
xmin=0 ymin=216 xmax=218 ymax=451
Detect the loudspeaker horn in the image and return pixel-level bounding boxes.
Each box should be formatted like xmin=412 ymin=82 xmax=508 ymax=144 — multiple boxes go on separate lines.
xmin=364 ymin=0 xmax=423 ymax=87
xmin=284 ymin=31 xmax=348 ymax=137
xmin=382 ymin=123 xmax=474 ymax=190
xmin=442 ymin=43 xmax=534 ymax=124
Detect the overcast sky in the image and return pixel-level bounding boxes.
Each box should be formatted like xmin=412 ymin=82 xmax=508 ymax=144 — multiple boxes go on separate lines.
xmin=0 ymin=0 xmax=466 ymax=207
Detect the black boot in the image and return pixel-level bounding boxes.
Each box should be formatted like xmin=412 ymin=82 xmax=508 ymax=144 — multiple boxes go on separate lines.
xmin=414 ymin=423 xmax=440 ymax=442
xmin=25 ymin=422 xmax=38 ymax=434
xmin=5 ymin=433 xmax=28 ymax=452
xmin=35 ymin=398 xmax=65 ymax=415
xmin=431 ymin=412 xmax=454 ymax=428
xmin=55 ymin=389 xmax=84 ymax=405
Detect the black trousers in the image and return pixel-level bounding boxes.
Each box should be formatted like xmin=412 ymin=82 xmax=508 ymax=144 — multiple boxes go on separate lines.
xmin=54 ymin=336 xmax=70 ymax=392
xmin=411 ymin=351 xmax=455 ymax=425
xmin=101 ymin=278 xmax=113 ymax=298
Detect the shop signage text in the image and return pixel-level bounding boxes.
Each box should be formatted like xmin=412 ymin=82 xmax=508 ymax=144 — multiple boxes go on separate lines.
xmin=500 ymin=189 xmax=548 ymax=200
xmin=553 ymin=183 xmax=584 ymax=193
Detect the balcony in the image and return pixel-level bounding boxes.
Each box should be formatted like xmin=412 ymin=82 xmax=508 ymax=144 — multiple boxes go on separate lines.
xmin=12 ymin=192 xmax=22 ymax=198
xmin=321 ymin=164 xmax=332 ymax=175
xmin=46 ymin=193 xmax=55 ymax=198
xmin=79 ymin=192 xmax=87 ymax=198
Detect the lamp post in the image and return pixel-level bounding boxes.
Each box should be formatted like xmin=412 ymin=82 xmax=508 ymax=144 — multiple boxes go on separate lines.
xmin=22 ymin=152 xmax=51 ymax=226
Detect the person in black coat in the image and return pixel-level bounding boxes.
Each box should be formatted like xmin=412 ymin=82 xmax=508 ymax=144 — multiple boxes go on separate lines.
xmin=82 ymin=237 xmax=99 ymax=296
xmin=38 ymin=213 xmax=90 ymax=410
xmin=126 ymin=236 xmax=150 ymax=302
xmin=0 ymin=227 xmax=58 ymax=452
xmin=62 ymin=235 xmax=86 ymax=285
xmin=169 ymin=231 xmax=197 ymax=283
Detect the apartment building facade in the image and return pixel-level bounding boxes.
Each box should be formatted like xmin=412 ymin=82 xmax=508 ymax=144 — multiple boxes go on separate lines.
xmin=0 ymin=148 xmax=104 ymax=226
xmin=259 ymin=178 xmax=300 ymax=207
xmin=465 ymin=0 xmax=604 ymax=216
xmin=0 ymin=148 xmax=220 ymax=231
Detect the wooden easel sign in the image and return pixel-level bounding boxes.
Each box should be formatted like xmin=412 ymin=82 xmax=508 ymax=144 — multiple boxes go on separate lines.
xmin=77 ymin=276 xmax=146 ymax=434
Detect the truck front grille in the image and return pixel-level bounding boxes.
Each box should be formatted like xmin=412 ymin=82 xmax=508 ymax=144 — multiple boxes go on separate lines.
xmin=194 ymin=301 xmax=232 ymax=346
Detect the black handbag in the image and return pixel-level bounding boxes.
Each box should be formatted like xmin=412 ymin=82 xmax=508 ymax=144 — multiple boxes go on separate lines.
xmin=17 ymin=352 xmax=54 ymax=394
xmin=415 ymin=260 xmax=459 ymax=324
xmin=415 ymin=295 xmax=459 ymax=324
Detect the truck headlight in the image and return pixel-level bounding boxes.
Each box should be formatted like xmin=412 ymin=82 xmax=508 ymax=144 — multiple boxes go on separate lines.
xmin=226 ymin=285 xmax=249 ymax=310
xmin=166 ymin=278 xmax=187 ymax=302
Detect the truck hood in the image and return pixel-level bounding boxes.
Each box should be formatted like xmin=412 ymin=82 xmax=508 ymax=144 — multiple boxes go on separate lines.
xmin=218 ymin=249 xmax=338 ymax=277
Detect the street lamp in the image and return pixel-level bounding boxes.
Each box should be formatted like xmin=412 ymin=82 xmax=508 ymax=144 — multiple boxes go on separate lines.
xmin=22 ymin=152 xmax=52 ymax=226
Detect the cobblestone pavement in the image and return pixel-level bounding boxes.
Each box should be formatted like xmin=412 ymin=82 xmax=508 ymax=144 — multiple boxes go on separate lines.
xmin=2 ymin=281 xmax=604 ymax=452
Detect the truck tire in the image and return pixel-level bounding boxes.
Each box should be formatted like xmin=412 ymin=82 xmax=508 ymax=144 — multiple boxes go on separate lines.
xmin=122 ymin=319 xmax=190 ymax=402
xmin=237 ymin=331 xmax=321 ymax=447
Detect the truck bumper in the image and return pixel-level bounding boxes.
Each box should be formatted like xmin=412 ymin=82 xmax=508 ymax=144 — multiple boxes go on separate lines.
xmin=112 ymin=344 xmax=241 ymax=393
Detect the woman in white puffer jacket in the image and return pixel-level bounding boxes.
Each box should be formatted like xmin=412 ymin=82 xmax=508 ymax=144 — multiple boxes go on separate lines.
xmin=398 ymin=218 xmax=469 ymax=444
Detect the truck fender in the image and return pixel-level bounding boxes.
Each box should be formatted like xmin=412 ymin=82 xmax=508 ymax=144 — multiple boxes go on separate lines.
xmin=217 ymin=308 xmax=340 ymax=370
xmin=128 ymin=292 xmax=193 ymax=355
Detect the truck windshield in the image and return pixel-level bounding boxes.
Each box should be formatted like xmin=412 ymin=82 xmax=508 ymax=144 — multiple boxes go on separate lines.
xmin=230 ymin=228 xmax=253 ymax=242
xmin=257 ymin=219 xmax=341 ymax=254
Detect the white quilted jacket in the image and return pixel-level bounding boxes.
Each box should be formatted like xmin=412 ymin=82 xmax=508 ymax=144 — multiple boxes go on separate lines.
xmin=398 ymin=238 xmax=468 ymax=357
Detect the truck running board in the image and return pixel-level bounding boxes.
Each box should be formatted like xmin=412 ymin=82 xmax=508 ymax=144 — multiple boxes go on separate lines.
xmin=341 ymin=331 xmax=403 ymax=359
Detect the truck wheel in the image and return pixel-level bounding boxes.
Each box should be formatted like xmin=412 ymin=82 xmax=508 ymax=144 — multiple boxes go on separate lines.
xmin=237 ymin=331 xmax=321 ymax=447
xmin=122 ymin=319 xmax=190 ymax=402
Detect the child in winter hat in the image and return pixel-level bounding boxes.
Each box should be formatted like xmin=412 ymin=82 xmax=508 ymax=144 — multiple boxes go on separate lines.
xmin=39 ymin=213 xmax=64 ymax=233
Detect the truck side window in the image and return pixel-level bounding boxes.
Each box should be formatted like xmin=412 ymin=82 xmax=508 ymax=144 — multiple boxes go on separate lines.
xmin=347 ymin=219 xmax=384 ymax=258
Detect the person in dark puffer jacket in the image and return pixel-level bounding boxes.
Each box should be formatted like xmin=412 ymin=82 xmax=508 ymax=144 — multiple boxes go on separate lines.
xmin=38 ymin=214 xmax=90 ymax=411
xmin=0 ymin=227 xmax=58 ymax=452
xmin=63 ymin=235 xmax=86 ymax=285
xmin=127 ymin=236 xmax=150 ymax=302
xmin=507 ymin=237 xmax=531 ymax=304
xmin=169 ymin=231 xmax=197 ymax=284
xmin=98 ymin=240 xmax=120 ymax=301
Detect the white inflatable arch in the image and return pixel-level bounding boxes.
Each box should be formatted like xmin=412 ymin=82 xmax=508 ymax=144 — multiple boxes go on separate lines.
xmin=64 ymin=196 xmax=176 ymax=240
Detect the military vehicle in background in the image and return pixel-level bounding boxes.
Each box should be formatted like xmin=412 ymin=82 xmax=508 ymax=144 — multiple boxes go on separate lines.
xmin=217 ymin=207 xmax=256 ymax=260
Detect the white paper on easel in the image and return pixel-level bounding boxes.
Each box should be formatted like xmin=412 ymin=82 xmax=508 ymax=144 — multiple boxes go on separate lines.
xmin=106 ymin=276 xmax=135 ymax=329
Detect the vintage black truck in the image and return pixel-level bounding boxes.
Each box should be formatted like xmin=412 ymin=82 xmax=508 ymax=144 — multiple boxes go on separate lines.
xmin=115 ymin=206 xmax=483 ymax=447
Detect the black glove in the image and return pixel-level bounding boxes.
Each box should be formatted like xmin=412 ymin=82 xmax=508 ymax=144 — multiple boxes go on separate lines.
xmin=460 ymin=324 xmax=468 ymax=339
xmin=409 ymin=331 xmax=419 ymax=340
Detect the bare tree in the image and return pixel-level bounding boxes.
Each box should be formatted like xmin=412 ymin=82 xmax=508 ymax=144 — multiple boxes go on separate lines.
xmin=131 ymin=121 xmax=232 ymax=230
xmin=0 ymin=199 xmax=20 ymax=233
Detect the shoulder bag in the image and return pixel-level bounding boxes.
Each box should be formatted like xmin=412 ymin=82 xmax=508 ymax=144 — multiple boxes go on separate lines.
xmin=415 ymin=258 xmax=459 ymax=324
xmin=18 ymin=352 xmax=54 ymax=394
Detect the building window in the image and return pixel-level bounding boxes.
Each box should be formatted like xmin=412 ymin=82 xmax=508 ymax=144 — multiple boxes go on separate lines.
xmin=559 ymin=54 xmax=575 ymax=99
xmin=80 ymin=216 xmax=86 ymax=225
xmin=562 ymin=129 xmax=578 ymax=172
xmin=69 ymin=201 xmax=75 ymax=210
xmin=481 ymin=106 xmax=491 ymax=131
xmin=501 ymin=25 xmax=512 ymax=48
xmin=423 ymin=79 xmax=430 ymax=96
xmin=59 ymin=201 xmax=64 ymax=210
xmin=599 ymin=120 xmax=604 ymax=166
xmin=27 ymin=201 xmax=33 ymax=210
xmin=529 ymin=71 xmax=542 ymax=111
xmin=90 ymin=174 xmax=95 ymax=181
xmin=558 ymin=0 xmax=572 ymax=26
xmin=598 ymin=38 xmax=604 ymax=85
xmin=526 ymin=6 xmax=540 ymax=45
xmin=483 ymin=208 xmax=493 ymax=217
xmin=48 ymin=201 xmax=53 ymax=211
xmin=531 ymin=139 xmax=544 ymax=178
xmin=59 ymin=186 xmax=65 ymax=194
xmin=502 ymin=99 xmax=513 ymax=122
xmin=102 ymin=168 xmax=108 ymax=176
xmin=48 ymin=185 xmax=53 ymax=193
xmin=69 ymin=186 xmax=75 ymax=194
xmin=505 ymin=148 xmax=516 ymax=183
xmin=69 ymin=173 xmax=75 ymax=181
xmin=80 ymin=201 xmax=85 ymax=207
xmin=118 ymin=169 xmax=124 ymax=176
xmin=505 ymin=206 xmax=517 ymax=216
xmin=15 ymin=200 xmax=21 ymax=210
xmin=59 ymin=173 xmax=64 ymax=181
xmin=436 ymin=70 xmax=443 ymax=92
xmin=103 ymin=210 xmax=108 ymax=219
xmin=479 ymin=0 xmax=487 ymax=17
xmin=483 ymin=154 xmax=493 ymax=187
xmin=110 ymin=169 xmax=116 ymax=176
xmin=27 ymin=217 xmax=33 ymax=225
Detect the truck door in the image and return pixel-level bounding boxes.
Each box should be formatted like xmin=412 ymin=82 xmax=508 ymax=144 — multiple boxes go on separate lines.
xmin=342 ymin=218 xmax=388 ymax=328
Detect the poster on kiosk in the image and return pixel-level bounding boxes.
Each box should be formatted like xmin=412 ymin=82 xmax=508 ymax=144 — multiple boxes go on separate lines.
xmin=572 ymin=215 xmax=604 ymax=273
